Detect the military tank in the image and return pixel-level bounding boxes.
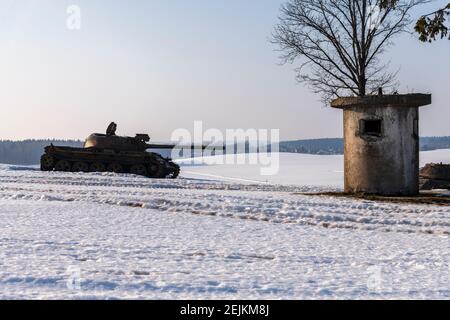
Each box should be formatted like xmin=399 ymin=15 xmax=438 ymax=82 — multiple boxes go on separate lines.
xmin=40 ymin=122 xmax=181 ymax=178
xmin=420 ymin=163 xmax=450 ymax=190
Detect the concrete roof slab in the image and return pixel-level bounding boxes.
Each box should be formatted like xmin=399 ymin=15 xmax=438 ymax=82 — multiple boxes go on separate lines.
xmin=331 ymin=94 xmax=432 ymax=109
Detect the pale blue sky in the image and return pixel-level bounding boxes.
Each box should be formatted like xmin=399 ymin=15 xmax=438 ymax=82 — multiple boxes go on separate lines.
xmin=0 ymin=0 xmax=448 ymax=141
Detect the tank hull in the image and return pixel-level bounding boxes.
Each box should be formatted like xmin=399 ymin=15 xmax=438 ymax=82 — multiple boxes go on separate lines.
xmin=41 ymin=145 xmax=180 ymax=179
xmin=420 ymin=163 xmax=450 ymax=190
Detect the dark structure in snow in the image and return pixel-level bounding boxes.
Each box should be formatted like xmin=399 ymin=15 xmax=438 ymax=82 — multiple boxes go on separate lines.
xmin=420 ymin=163 xmax=450 ymax=190
xmin=40 ymin=123 xmax=181 ymax=179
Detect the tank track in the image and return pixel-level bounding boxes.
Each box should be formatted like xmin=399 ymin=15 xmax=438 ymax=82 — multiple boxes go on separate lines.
xmin=41 ymin=153 xmax=180 ymax=179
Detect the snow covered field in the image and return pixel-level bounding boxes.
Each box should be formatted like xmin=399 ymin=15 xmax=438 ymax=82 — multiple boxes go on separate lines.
xmin=0 ymin=151 xmax=450 ymax=299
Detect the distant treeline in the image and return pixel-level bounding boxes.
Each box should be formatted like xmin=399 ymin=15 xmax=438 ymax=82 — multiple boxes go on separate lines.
xmin=0 ymin=140 xmax=82 ymax=165
xmin=1 ymin=137 xmax=450 ymax=165
xmin=279 ymin=136 xmax=450 ymax=155
xmin=279 ymin=138 xmax=344 ymax=155
xmin=420 ymin=137 xmax=450 ymax=151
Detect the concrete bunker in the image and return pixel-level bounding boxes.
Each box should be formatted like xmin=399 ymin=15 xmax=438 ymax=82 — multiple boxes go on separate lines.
xmin=331 ymin=94 xmax=432 ymax=196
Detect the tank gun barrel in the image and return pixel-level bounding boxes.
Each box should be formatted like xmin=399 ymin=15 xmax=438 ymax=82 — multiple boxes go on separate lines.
xmin=146 ymin=144 xmax=225 ymax=150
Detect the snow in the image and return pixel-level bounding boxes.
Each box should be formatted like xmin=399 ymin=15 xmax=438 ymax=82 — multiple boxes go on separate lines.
xmin=0 ymin=150 xmax=450 ymax=299
xmin=179 ymin=149 xmax=450 ymax=187
xmin=179 ymin=153 xmax=344 ymax=186
xmin=420 ymin=148 xmax=450 ymax=166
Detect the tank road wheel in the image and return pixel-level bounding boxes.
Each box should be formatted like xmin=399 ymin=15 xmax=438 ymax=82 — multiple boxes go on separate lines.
xmin=40 ymin=154 xmax=55 ymax=171
xmin=107 ymin=163 xmax=124 ymax=174
xmin=54 ymin=160 xmax=71 ymax=172
xmin=72 ymin=161 xmax=89 ymax=172
xmin=148 ymin=163 xmax=165 ymax=179
xmin=130 ymin=164 xmax=148 ymax=177
xmin=167 ymin=164 xmax=180 ymax=179
xmin=89 ymin=162 xmax=106 ymax=173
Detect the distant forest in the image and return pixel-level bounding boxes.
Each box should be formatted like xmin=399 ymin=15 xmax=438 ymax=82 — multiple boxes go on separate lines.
xmin=279 ymin=138 xmax=344 ymax=155
xmin=0 ymin=140 xmax=82 ymax=165
xmin=1 ymin=137 xmax=450 ymax=165
xmin=279 ymin=137 xmax=450 ymax=155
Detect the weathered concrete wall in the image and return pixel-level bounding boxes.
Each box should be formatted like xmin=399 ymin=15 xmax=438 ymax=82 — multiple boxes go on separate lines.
xmin=343 ymin=106 xmax=419 ymax=196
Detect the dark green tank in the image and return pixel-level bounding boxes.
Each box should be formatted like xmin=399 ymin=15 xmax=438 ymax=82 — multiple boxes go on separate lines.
xmin=420 ymin=163 xmax=450 ymax=190
xmin=40 ymin=122 xmax=180 ymax=178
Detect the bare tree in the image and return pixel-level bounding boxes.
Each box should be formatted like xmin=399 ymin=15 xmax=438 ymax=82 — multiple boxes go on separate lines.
xmin=272 ymin=0 xmax=428 ymax=103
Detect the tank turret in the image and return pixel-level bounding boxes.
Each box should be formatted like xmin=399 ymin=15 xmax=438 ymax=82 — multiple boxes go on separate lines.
xmin=83 ymin=122 xmax=181 ymax=152
xmin=84 ymin=133 xmax=152 ymax=152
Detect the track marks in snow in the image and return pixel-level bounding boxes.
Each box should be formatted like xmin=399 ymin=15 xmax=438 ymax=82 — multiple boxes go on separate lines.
xmin=1 ymin=168 xmax=450 ymax=235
